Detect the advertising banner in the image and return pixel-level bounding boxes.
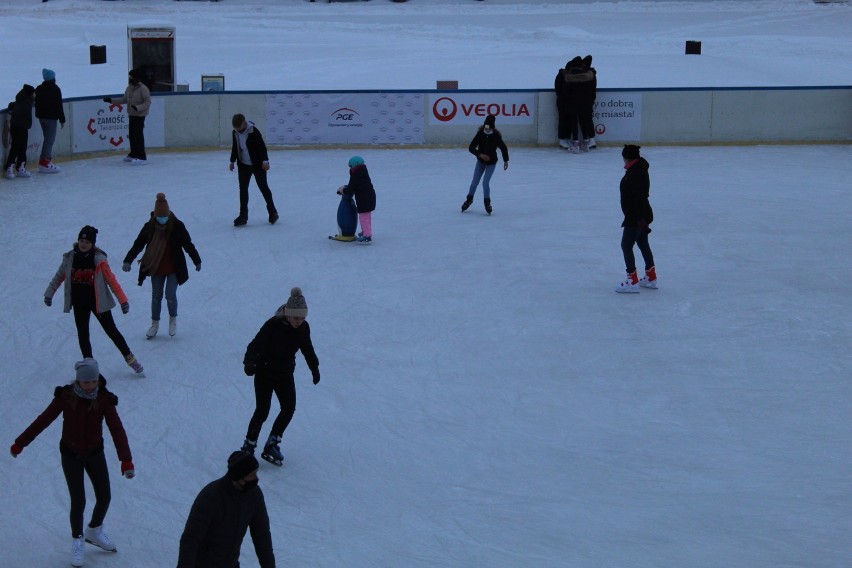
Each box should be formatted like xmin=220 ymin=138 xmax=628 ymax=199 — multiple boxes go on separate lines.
xmin=266 ymin=93 xmax=424 ymax=145
xmin=71 ymin=99 xmax=165 ymax=153
xmin=591 ymin=92 xmax=642 ymax=141
xmin=428 ymin=92 xmax=537 ymax=125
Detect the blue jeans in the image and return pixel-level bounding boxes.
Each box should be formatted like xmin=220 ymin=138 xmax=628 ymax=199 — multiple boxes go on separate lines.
xmin=150 ymin=273 xmax=178 ymax=320
xmin=39 ymin=119 xmax=59 ymax=161
xmin=468 ymin=161 xmax=496 ymax=199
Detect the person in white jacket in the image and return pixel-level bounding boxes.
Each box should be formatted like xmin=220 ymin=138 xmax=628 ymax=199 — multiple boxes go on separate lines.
xmin=103 ymin=68 xmax=151 ymax=165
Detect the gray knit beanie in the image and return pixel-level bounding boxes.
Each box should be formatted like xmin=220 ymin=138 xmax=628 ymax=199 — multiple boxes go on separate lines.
xmin=75 ymin=358 xmax=100 ymax=382
xmin=276 ymin=287 xmax=308 ymax=318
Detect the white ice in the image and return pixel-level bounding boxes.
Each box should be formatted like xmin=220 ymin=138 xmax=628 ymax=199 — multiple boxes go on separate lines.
xmin=1 ymin=1 xmax=851 ymax=568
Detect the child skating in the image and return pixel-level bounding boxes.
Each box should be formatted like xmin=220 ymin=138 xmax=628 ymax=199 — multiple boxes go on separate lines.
xmin=337 ymin=156 xmax=376 ymax=244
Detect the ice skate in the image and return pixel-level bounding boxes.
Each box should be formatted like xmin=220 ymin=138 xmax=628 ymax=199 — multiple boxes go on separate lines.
xmin=484 ymin=198 xmax=492 ymax=215
xmin=233 ymin=214 xmax=248 ymax=227
xmin=241 ymin=438 xmax=257 ymax=455
xmin=129 ymin=158 xmax=147 ymax=166
xmin=169 ymin=316 xmax=177 ymax=337
xmin=460 ymin=195 xmax=473 ymax=212
xmin=356 ymin=235 xmax=372 ymax=245
xmin=71 ymin=536 xmax=85 ymax=567
xmin=261 ymin=436 xmax=284 ymax=466
xmin=146 ymin=320 xmax=159 ymax=339
xmin=85 ymin=524 xmax=117 ymax=552
xmin=16 ymin=163 xmax=31 ymax=178
xmin=559 ymin=139 xmax=570 ymax=149
xmin=268 ymin=211 xmax=279 ymax=225
xmin=4 ymin=166 xmax=15 ymax=180
xmin=122 ymin=155 xmax=133 ymax=163
xmin=125 ymin=353 xmax=145 ymax=376
xmin=638 ymin=266 xmax=658 ymax=289
xmin=38 ymin=158 xmax=61 ymax=173
xmin=568 ymin=141 xmax=580 ymax=154
xmin=615 ymin=271 xmax=640 ymax=294
xmin=587 ymin=137 xmax=598 ymax=150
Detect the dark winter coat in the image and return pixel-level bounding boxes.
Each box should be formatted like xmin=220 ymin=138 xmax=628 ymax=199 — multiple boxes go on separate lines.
xmin=558 ymin=67 xmax=596 ymax=110
xmin=620 ymin=157 xmax=654 ymax=228
xmin=14 ymin=376 xmax=132 ymax=461
xmin=7 ymin=85 xmax=35 ymax=129
xmin=123 ymin=214 xmax=202 ymax=286
xmin=35 ymin=80 xmax=66 ymax=123
xmin=177 ymin=476 xmax=275 ymax=568
xmin=244 ymin=317 xmax=319 ymax=377
xmin=341 ymin=164 xmax=376 ymax=213
xmin=230 ymin=124 xmax=269 ymax=168
xmin=468 ymin=127 xmax=509 ymax=166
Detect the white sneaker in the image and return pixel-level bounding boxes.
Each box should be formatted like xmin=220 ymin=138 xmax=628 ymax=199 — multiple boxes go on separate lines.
xmin=169 ymin=316 xmax=176 ymax=337
xmin=129 ymin=158 xmax=147 ymax=165
xmin=16 ymin=164 xmax=31 ymax=178
xmin=4 ymin=166 xmax=15 ymax=180
xmin=38 ymin=161 xmax=61 ymax=173
xmin=122 ymin=156 xmax=133 ymax=162
xmin=146 ymin=320 xmax=159 ymax=339
xmin=587 ymin=137 xmax=597 ymax=150
xmin=85 ymin=524 xmax=117 ymax=552
xmin=558 ymin=139 xmax=570 ymax=149
xmin=615 ymin=271 xmax=640 ymax=294
xmin=71 ymin=536 xmax=85 ymax=567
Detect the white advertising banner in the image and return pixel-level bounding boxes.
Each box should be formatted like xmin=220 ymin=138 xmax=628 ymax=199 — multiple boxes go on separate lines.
xmin=266 ymin=93 xmax=424 ymax=145
xmin=592 ymin=92 xmax=642 ymax=141
xmin=428 ymin=92 xmax=537 ymax=125
xmin=71 ymin=99 xmax=165 ymax=153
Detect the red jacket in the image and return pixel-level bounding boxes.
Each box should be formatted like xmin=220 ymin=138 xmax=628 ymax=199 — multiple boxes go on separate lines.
xmin=15 ymin=380 xmax=132 ymax=461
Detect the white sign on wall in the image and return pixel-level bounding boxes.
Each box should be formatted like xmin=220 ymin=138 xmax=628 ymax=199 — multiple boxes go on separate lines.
xmin=428 ymin=92 xmax=537 ymax=125
xmin=71 ymin=99 xmax=165 ymax=153
xmin=266 ymin=93 xmax=424 ymax=145
xmin=592 ymin=92 xmax=642 ymax=141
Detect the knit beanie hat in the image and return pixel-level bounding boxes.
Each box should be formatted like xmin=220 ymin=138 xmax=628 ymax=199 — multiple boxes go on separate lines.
xmin=226 ymin=450 xmax=259 ymax=481
xmin=484 ymin=114 xmax=496 ymax=127
xmin=78 ymin=225 xmax=98 ymax=244
xmin=42 ymin=68 xmax=56 ymax=81
xmin=622 ymin=145 xmax=641 ymax=160
xmin=582 ymin=55 xmax=593 ymax=69
xmin=282 ymin=287 xmax=308 ymax=318
xmin=348 ymin=156 xmax=365 ymax=168
xmin=154 ymin=193 xmax=170 ymax=217
xmin=75 ymin=358 xmax=100 ymax=382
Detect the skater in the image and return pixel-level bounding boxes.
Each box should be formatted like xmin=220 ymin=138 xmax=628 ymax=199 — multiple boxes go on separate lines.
xmin=10 ymin=358 xmax=135 ymax=568
xmin=44 ymin=225 xmax=144 ymax=374
xmin=337 ymin=155 xmax=376 ymax=244
xmin=557 ymin=57 xmax=595 ymax=153
xmin=615 ymin=145 xmax=657 ymax=293
xmin=579 ymin=55 xmax=598 ymax=150
xmin=3 ymin=83 xmax=35 ymax=180
xmin=35 ymin=68 xmax=66 ymax=173
xmin=177 ymin=451 xmax=275 ymax=568
xmin=102 ymin=68 xmax=151 ymax=165
xmin=241 ymin=287 xmax=320 ymax=466
xmin=229 ymin=113 xmax=279 ymax=226
xmin=122 ymin=192 xmax=202 ymax=339
xmin=462 ymin=114 xmax=509 ymax=215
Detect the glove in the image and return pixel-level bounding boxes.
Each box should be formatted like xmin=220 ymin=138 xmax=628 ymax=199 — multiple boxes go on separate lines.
xmin=10 ymin=443 xmax=22 ymax=458
xmin=122 ymin=262 xmax=131 ymax=272
xmin=121 ymin=461 xmax=135 ymax=479
xmin=121 ymin=302 xmax=130 ymax=314
xmin=195 ymin=263 xmax=201 ymax=272
xmin=229 ymin=162 xmax=235 ymax=172
xmin=131 ymin=105 xmax=138 ymax=111
xmin=244 ymin=363 xmax=256 ymax=377
xmin=44 ymin=297 xmax=52 ymax=307
xmin=102 ymin=97 xmax=111 ymax=103
xmin=312 ymin=369 xmax=321 ymax=385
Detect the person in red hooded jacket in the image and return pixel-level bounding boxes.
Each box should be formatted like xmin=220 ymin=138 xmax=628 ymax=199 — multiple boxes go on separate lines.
xmin=10 ymin=358 xmax=135 ymax=568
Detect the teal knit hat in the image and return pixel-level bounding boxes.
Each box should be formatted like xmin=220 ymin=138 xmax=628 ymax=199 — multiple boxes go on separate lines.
xmin=348 ymin=156 xmax=365 ymax=168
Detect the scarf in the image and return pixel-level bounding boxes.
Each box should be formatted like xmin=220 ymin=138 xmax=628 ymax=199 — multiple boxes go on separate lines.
xmin=73 ymin=382 xmax=98 ymax=400
xmin=139 ymin=221 xmax=170 ymax=275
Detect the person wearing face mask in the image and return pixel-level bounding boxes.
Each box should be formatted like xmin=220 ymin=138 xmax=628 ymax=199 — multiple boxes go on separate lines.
xmin=229 ymin=113 xmax=279 ymax=227
xmin=462 ymin=114 xmax=509 ymax=215
xmin=240 ymin=287 xmax=320 ymax=467
xmin=177 ymin=450 xmax=276 ymax=568
xmin=122 ymin=193 xmax=202 ymax=339
xmin=102 ymin=68 xmax=151 ymax=165
xmin=10 ymin=358 xmax=135 ymax=568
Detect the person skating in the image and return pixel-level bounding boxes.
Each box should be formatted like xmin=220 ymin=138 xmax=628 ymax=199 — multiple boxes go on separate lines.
xmin=102 ymin=68 xmax=151 ymax=165
xmin=558 ymin=56 xmax=596 ymax=153
xmin=35 ymin=68 xmax=66 ymax=173
xmin=241 ymin=287 xmax=320 ymax=466
xmin=3 ymin=84 xmax=35 ymax=179
xmin=615 ymin=145 xmax=658 ymax=293
xmin=10 ymin=358 xmax=135 ymax=568
xmin=177 ymin=451 xmax=275 ymax=568
xmin=337 ymin=155 xmax=376 ymax=244
xmin=229 ymin=113 xmax=279 ymax=226
xmin=44 ymin=225 xmax=144 ymax=375
xmin=122 ymin=193 xmax=202 ymax=339
xmin=462 ymin=114 xmax=509 ymax=215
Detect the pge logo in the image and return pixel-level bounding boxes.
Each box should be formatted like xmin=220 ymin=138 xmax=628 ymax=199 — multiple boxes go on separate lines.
xmin=331 ymin=107 xmax=359 ymax=121
xmin=432 ymin=97 xmax=457 ymax=122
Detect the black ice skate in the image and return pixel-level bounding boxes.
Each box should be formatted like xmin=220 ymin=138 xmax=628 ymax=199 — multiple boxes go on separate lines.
xmin=261 ymin=436 xmax=284 ymax=466
xmin=484 ymin=198 xmax=492 ymax=215
xmin=461 ymin=195 xmax=473 ymax=212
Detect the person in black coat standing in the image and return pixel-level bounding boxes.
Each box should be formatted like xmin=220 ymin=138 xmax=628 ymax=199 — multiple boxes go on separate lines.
xmin=241 ymin=287 xmax=320 ymax=466
xmin=337 ymin=155 xmax=377 ymax=244
xmin=615 ymin=145 xmax=657 ymax=293
xmin=177 ymin=451 xmax=276 ymax=568
xmin=229 ymin=113 xmax=278 ymax=227
xmin=4 ymin=83 xmax=35 ymax=179
xmin=35 ymin=68 xmax=66 ymax=173
xmin=122 ymin=193 xmax=202 ymax=339
xmin=462 ymin=114 xmax=509 ymax=215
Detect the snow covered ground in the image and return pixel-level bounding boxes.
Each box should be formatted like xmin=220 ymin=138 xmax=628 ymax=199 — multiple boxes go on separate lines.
xmin=1 ymin=1 xmax=851 ymax=568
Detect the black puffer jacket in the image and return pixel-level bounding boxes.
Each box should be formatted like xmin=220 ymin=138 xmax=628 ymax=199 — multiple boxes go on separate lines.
xmin=342 ymin=164 xmax=376 ymax=213
xmin=244 ymin=317 xmax=319 ymax=376
xmin=468 ymin=127 xmax=509 ymax=166
xmin=35 ymin=80 xmax=66 ymax=123
xmin=7 ymin=85 xmax=35 ymax=129
xmin=620 ymin=158 xmax=654 ymax=228
xmin=123 ymin=213 xmax=202 ymax=286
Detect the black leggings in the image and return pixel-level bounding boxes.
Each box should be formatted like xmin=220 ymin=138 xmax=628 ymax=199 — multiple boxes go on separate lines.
xmin=4 ymin=125 xmax=29 ymax=169
xmin=237 ymin=163 xmax=277 ymax=217
xmin=61 ymin=447 xmax=111 ymax=537
xmin=246 ymin=372 xmax=296 ymax=442
xmin=621 ymin=226 xmax=655 ymax=273
xmin=73 ymin=305 xmax=131 ymax=359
